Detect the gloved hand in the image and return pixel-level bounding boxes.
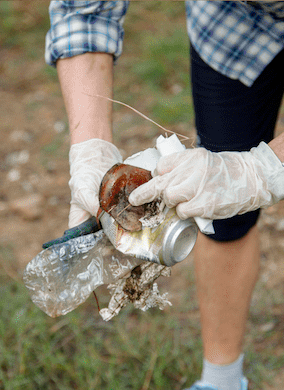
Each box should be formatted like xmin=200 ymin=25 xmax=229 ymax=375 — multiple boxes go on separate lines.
xmin=68 ymin=138 xmax=122 ymax=228
xmin=129 ymin=142 xmax=284 ymax=220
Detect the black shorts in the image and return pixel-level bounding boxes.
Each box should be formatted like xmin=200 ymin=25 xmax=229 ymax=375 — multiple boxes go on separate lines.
xmin=190 ymin=44 xmax=284 ymax=242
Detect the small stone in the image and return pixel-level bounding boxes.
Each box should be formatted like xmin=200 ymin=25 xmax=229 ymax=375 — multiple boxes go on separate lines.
xmin=10 ymin=130 xmax=24 ymax=142
xmin=6 ymin=150 xmax=29 ymax=166
xmin=10 ymin=130 xmax=32 ymax=143
xmin=18 ymin=150 xmax=29 ymax=164
xmin=170 ymin=83 xmax=183 ymax=95
xmin=259 ymin=322 xmax=275 ymax=333
xmin=9 ymin=193 xmax=44 ymax=220
xmin=46 ymin=160 xmax=57 ymax=173
xmin=7 ymin=169 xmax=20 ymax=182
xmin=54 ymin=121 xmax=66 ymax=133
xmin=277 ymin=218 xmax=284 ymax=231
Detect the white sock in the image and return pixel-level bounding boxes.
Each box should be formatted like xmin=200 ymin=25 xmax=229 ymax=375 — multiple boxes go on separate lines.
xmin=199 ymin=354 xmax=244 ymax=390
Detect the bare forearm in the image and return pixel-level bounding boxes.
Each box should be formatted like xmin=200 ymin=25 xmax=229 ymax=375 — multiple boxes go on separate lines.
xmin=268 ymin=132 xmax=284 ymax=163
xmin=57 ymin=53 xmax=114 ymax=145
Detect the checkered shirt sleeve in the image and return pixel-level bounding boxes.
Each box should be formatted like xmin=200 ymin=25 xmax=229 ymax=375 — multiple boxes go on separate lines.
xmin=45 ymin=1 xmax=284 ymax=87
xmin=45 ymin=1 xmax=129 ymax=67
xmin=186 ymin=1 xmax=284 ymax=86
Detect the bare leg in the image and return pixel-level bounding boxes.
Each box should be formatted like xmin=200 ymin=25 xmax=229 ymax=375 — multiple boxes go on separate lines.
xmin=194 ymin=225 xmax=260 ymax=365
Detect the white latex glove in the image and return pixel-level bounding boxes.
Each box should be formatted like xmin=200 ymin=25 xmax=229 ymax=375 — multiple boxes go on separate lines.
xmin=68 ymin=138 xmax=122 ymax=228
xmin=129 ymin=142 xmax=284 ymax=220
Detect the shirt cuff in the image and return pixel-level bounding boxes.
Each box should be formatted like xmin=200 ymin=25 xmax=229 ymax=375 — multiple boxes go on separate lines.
xmin=45 ymin=1 xmax=129 ymax=67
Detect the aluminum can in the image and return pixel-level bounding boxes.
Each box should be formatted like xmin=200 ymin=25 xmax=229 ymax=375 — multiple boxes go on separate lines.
xmin=99 ymin=207 xmax=198 ymax=267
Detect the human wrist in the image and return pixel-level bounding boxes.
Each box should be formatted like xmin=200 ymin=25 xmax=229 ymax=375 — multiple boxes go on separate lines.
xmin=69 ymin=138 xmax=122 ymax=165
xmin=71 ymin=125 xmax=113 ymax=145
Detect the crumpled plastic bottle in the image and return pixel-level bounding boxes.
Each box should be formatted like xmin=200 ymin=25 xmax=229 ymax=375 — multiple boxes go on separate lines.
xmin=23 ymin=230 xmax=142 ymax=318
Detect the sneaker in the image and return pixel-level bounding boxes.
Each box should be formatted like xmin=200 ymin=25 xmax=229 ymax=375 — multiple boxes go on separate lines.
xmin=184 ymin=376 xmax=248 ymax=390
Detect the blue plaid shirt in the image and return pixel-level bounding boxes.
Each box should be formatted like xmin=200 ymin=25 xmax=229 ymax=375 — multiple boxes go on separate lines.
xmin=45 ymin=1 xmax=284 ymax=86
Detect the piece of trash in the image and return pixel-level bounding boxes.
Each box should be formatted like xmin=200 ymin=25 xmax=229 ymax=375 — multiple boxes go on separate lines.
xmin=23 ymin=231 xmax=143 ymax=317
xmin=98 ymin=134 xmax=203 ymax=267
xmin=99 ymin=163 xmax=153 ymax=232
xmin=99 ymin=206 xmax=198 ymax=267
xmin=100 ymin=262 xmax=172 ymax=321
xmin=23 ymin=230 xmax=171 ymax=320
xmin=23 ymin=134 xmax=211 ymax=320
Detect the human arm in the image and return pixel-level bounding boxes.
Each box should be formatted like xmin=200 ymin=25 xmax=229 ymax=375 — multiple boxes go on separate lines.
xmin=129 ymin=135 xmax=284 ymax=220
xmin=46 ymin=1 xmax=129 ymax=227
xmin=57 ymin=54 xmax=123 ymax=228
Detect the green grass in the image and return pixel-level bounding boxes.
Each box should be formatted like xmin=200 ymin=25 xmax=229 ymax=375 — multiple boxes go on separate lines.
xmin=39 ymin=130 xmax=69 ymax=171
xmin=0 ymin=1 xmax=50 ymax=51
xmin=43 ymin=66 xmax=59 ymax=82
xmin=132 ymin=29 xmax=189 ymax=91
xmin=0 ymin=1 xmax=54 ymax=89
xmin=114 ymin=1 xmax=194 ymax=129
xmin=41 ymin=133 xmax=67 ymax=155
xmin=1 ymin=264 xmax=284 ymax=390
xmin=0 ymin=276 xmax=204 ymax=390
